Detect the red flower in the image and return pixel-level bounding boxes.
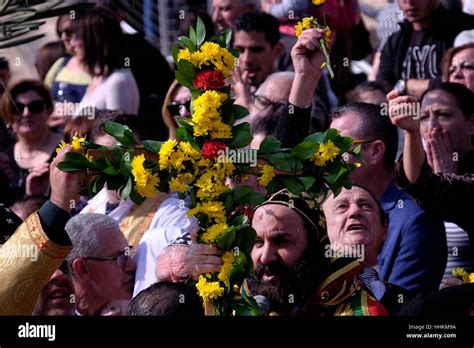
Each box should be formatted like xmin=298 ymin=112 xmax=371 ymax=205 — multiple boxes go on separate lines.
xmin=202 ymin=140 xmax=227 ymax=160
xmin=193 ymin=70 xmax=225 ymax=91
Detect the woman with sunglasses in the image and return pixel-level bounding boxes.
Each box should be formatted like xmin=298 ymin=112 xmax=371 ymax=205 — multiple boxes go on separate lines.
xmin=162 ymin=80 xmax=192 ymax=139
xmin=44 ymin=15 xmax=92 ymax=129
xmin=0 ymin=80 xmax=63 ymax=200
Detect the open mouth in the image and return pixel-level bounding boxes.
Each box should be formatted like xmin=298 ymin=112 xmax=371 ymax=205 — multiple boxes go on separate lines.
xmin=47 ymin=287 xmax=70 ymax=306
xmin=346 ymin=223 xmax=367 ymax=232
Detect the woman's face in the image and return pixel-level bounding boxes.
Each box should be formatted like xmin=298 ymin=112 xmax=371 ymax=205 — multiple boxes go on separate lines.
xmin=69 ymin=34 xmax=85 ymax=61
xmin=12 ymin=91 xmax=50 ymax=136
xmin=420 ymin=90 xmax=474 ymax=155
xmin=58 ymin=17 xmax=74 ymax=55
xmin=448 ymin=47 xmax=474 ymax=93
xmin=171 ymin=86 xmax=192 ymax=118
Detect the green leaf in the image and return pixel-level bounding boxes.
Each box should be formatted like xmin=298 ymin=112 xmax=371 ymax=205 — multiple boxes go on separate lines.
xmin=129 ymin=189 xmax=146 ymax=205
xmin=57 ymin=161 xmax=84 ymax=172
xmin=325 ymin=166 xmax=348 ymax=184
xmin=292 ymin=141 xmax=320 ymax=160
xmin=282 ymin=177 xmax=305 ymax=196
xmin=178 ymin=36 xmax=195 ymax=50
xmin=142 ymin=140 xmax=163 ymax=154
xmin=239 ymin=192 xmax=265 ymax=206
xmin=233 ymin=185 xmax=253 ymax=202
xmin=215 ymin=226 xmax=236 ymax=251
xmin=175 ymin=71 xmax=194 ymax=91
xmin=64 ymin=152 xmax=90 ymax=167
xmin=196 ymin=16 xmax=206 ymax=46
xmin=229 ymin=252 xmax=247 ymax=282
xmin=119 ymin=151 xmax=132 ymax=177
xmin=223 ymin=29 xmax=232 ymax=47
xmin=304 ymin=132 xmax=325 ymax=143
xmin=120 ymin=177 xmax=132 ymax=200
xmin=189 ymin=26 xmax=197 ymax=46
xmin=323 ymin=128 xmax=341 ymax=142
xmin=298 ymin=176 xmax=316 ymax=191
xmin=172 ymin=46 xmax=180 ymax=64
xmin=224 ymin=193 xmax=234 ymax=214
xmin=92 ymin=175 xmax=106 ymax=193
xmin=232 ymin=104 xmax=249 ymax=120
xmin=258 ymin=136 xmax=281 ymax=154
xmin=103 ymin=166 xmax=120 ymax=176
xmin=228 ymin=122 xmax=252 ymax=148
xmin=104 ymin=121 xmax=137 ymax=147
xmin=176 ymin=127 xmax=193 ymax=142
xmin=267 ymin=152 xmax=304 ymax=172
xmin=234 ymin=225 xmax=256 ymax=256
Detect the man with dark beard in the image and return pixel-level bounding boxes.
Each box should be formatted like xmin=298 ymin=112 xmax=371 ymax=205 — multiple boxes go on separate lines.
xmin=187 ymin=189 xmax=388 ymax=315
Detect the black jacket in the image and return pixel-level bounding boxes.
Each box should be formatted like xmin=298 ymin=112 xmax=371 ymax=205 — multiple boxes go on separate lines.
xmin=377 ymin=5 xmax=474 ymax=85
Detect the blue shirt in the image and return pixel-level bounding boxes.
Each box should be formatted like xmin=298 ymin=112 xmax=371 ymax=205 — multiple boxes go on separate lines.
xmin=378 ymin=182 xmax=446 ymax=293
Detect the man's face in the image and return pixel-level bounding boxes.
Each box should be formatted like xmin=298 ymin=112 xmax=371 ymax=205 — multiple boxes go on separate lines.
xmin=212 ymin=0 xmax=253 ymax=34
xmin=322 ymin=187 xmax=386 ymax=265
xmin=249 ymin=204 xmax=320 ymax=313
xmin=233 ymin=30 xmax=281 ymax=88
xmin=420 ymin=90 xmax=474 ymax=155
xmin=84 ymin=229 xmax=136 ymax=301
xmin=249 ymin=75 xmax=292 ymax=117
xmin=397 ymin=0 xmax=438 ymax=24
xmin=329 ymin=112 xmax=372 ymax=184
xmin=33 ymin=266 xmax=75 ymax=316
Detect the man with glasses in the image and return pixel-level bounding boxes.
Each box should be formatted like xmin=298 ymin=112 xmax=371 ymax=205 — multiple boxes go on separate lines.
xmin=65 ymin=214 xmax=136 ymax=316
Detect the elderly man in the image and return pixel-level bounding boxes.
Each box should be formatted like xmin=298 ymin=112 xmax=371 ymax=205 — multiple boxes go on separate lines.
xmin=212 ymin=0 xmax=258 ymax=34
xmin=187 ymin=189 xmax=388 ymax=316
xmin=329 ymin=103 xmax=447 ymax=293
xmin=65 ymin=214 xmax=136 ymax=315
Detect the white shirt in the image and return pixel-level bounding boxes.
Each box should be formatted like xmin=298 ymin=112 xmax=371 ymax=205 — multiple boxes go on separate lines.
xmin=77 ymin=68 xmax=139 ymax=115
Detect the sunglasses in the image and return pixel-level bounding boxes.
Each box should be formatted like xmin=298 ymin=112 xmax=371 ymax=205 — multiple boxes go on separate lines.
xmin=13 ymin=100 xmax=46 ymax=115
xmin=167 ymin=99 xmax=191 ymax=117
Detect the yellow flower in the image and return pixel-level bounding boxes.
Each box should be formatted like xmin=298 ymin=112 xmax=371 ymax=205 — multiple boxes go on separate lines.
xmin=131 ymin=154 xmax=160 ymax=198
xmin=187 ymin=201 xmax=227 ymax=224
xmin=311 ymin=140 xmax=340 ymax=167
xmin=258 ymin=165 xmax=276 ymax=187
xmin=218 ymin=251 xmax=235 ymax=288
xmin=177 ymin=48 xmax=191 ymax=62
xmin=179 ymin=141 xmax=201 ymax=161
xmin=159 ymin=139 xmax=177 ymax=170
xmin=196 ymin=275 xmax=224 ymax=302
xmin=191 ymin=91 xmax=229 ymax=138
xmin=190 ymin=51 xmax=208 ymax=68
xmin=313 ymin=0 xmax=326 ymax=5
xmin=452 ymin=267 xmax=468 ymax=278
xmin=55 ymin=140 xmax=67 ymax=154
xmin=295 ymin=22 xmax=304 ymax=37
xmin=201 ymin=223 xmax=228 ymax=244
xmin=169 ymin=177 xmax=188 ymax=193
xmin=195 ymin=170 xmax=228 ymax=200
xmin=469 ymin=273 xmax=474 ymax=283
xmin=71 ymin=132 xmax=86 ymax=151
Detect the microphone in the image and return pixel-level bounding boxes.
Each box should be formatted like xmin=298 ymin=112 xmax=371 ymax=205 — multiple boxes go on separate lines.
xmin=253 ymin=295 xmax=270 ymax=315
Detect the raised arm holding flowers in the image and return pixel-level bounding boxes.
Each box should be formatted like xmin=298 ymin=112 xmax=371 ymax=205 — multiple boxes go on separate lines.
xmin=57 ymin=17 xmax=359 ymax=316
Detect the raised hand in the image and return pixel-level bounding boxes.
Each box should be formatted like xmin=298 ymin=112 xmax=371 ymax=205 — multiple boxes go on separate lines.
xmin=291 ymin=28 xmax=327 ymax=78
xmin=426 ymin=127 xmax=457 ymax=174
xmin=25 ymin=162 xmax=50 ymax=196
xmin=387 ymin=89 xmax=420 ymax=133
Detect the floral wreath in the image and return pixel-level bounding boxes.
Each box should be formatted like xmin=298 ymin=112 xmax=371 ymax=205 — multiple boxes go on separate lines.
xmin=58 ymin=12 xmax=362 ymax=316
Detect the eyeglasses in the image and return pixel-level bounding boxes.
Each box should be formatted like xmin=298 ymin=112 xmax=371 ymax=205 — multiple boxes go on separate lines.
xmin=448 ymin=61 xmax=474 ymax=75
xmin=84 ymin=246 xmax=133 ymax=269
xmin=167 ymin=99 xmax=191 ymax=117
xmin=13 ymin=100 xmax=46 ymax=115
xmin=252 ymin=94 xmax=285 ymax=112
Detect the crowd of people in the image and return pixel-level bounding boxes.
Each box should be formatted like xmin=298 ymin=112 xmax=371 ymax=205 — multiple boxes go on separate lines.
xmin=0 ymin=0 xmax=473 ymax=316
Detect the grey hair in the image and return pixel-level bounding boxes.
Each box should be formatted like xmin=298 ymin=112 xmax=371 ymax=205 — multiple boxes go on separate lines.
xmin=256 ymin=71 xmax=295 ymax=95
xmin=65 ymin=213 xmax=119 ymax=265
